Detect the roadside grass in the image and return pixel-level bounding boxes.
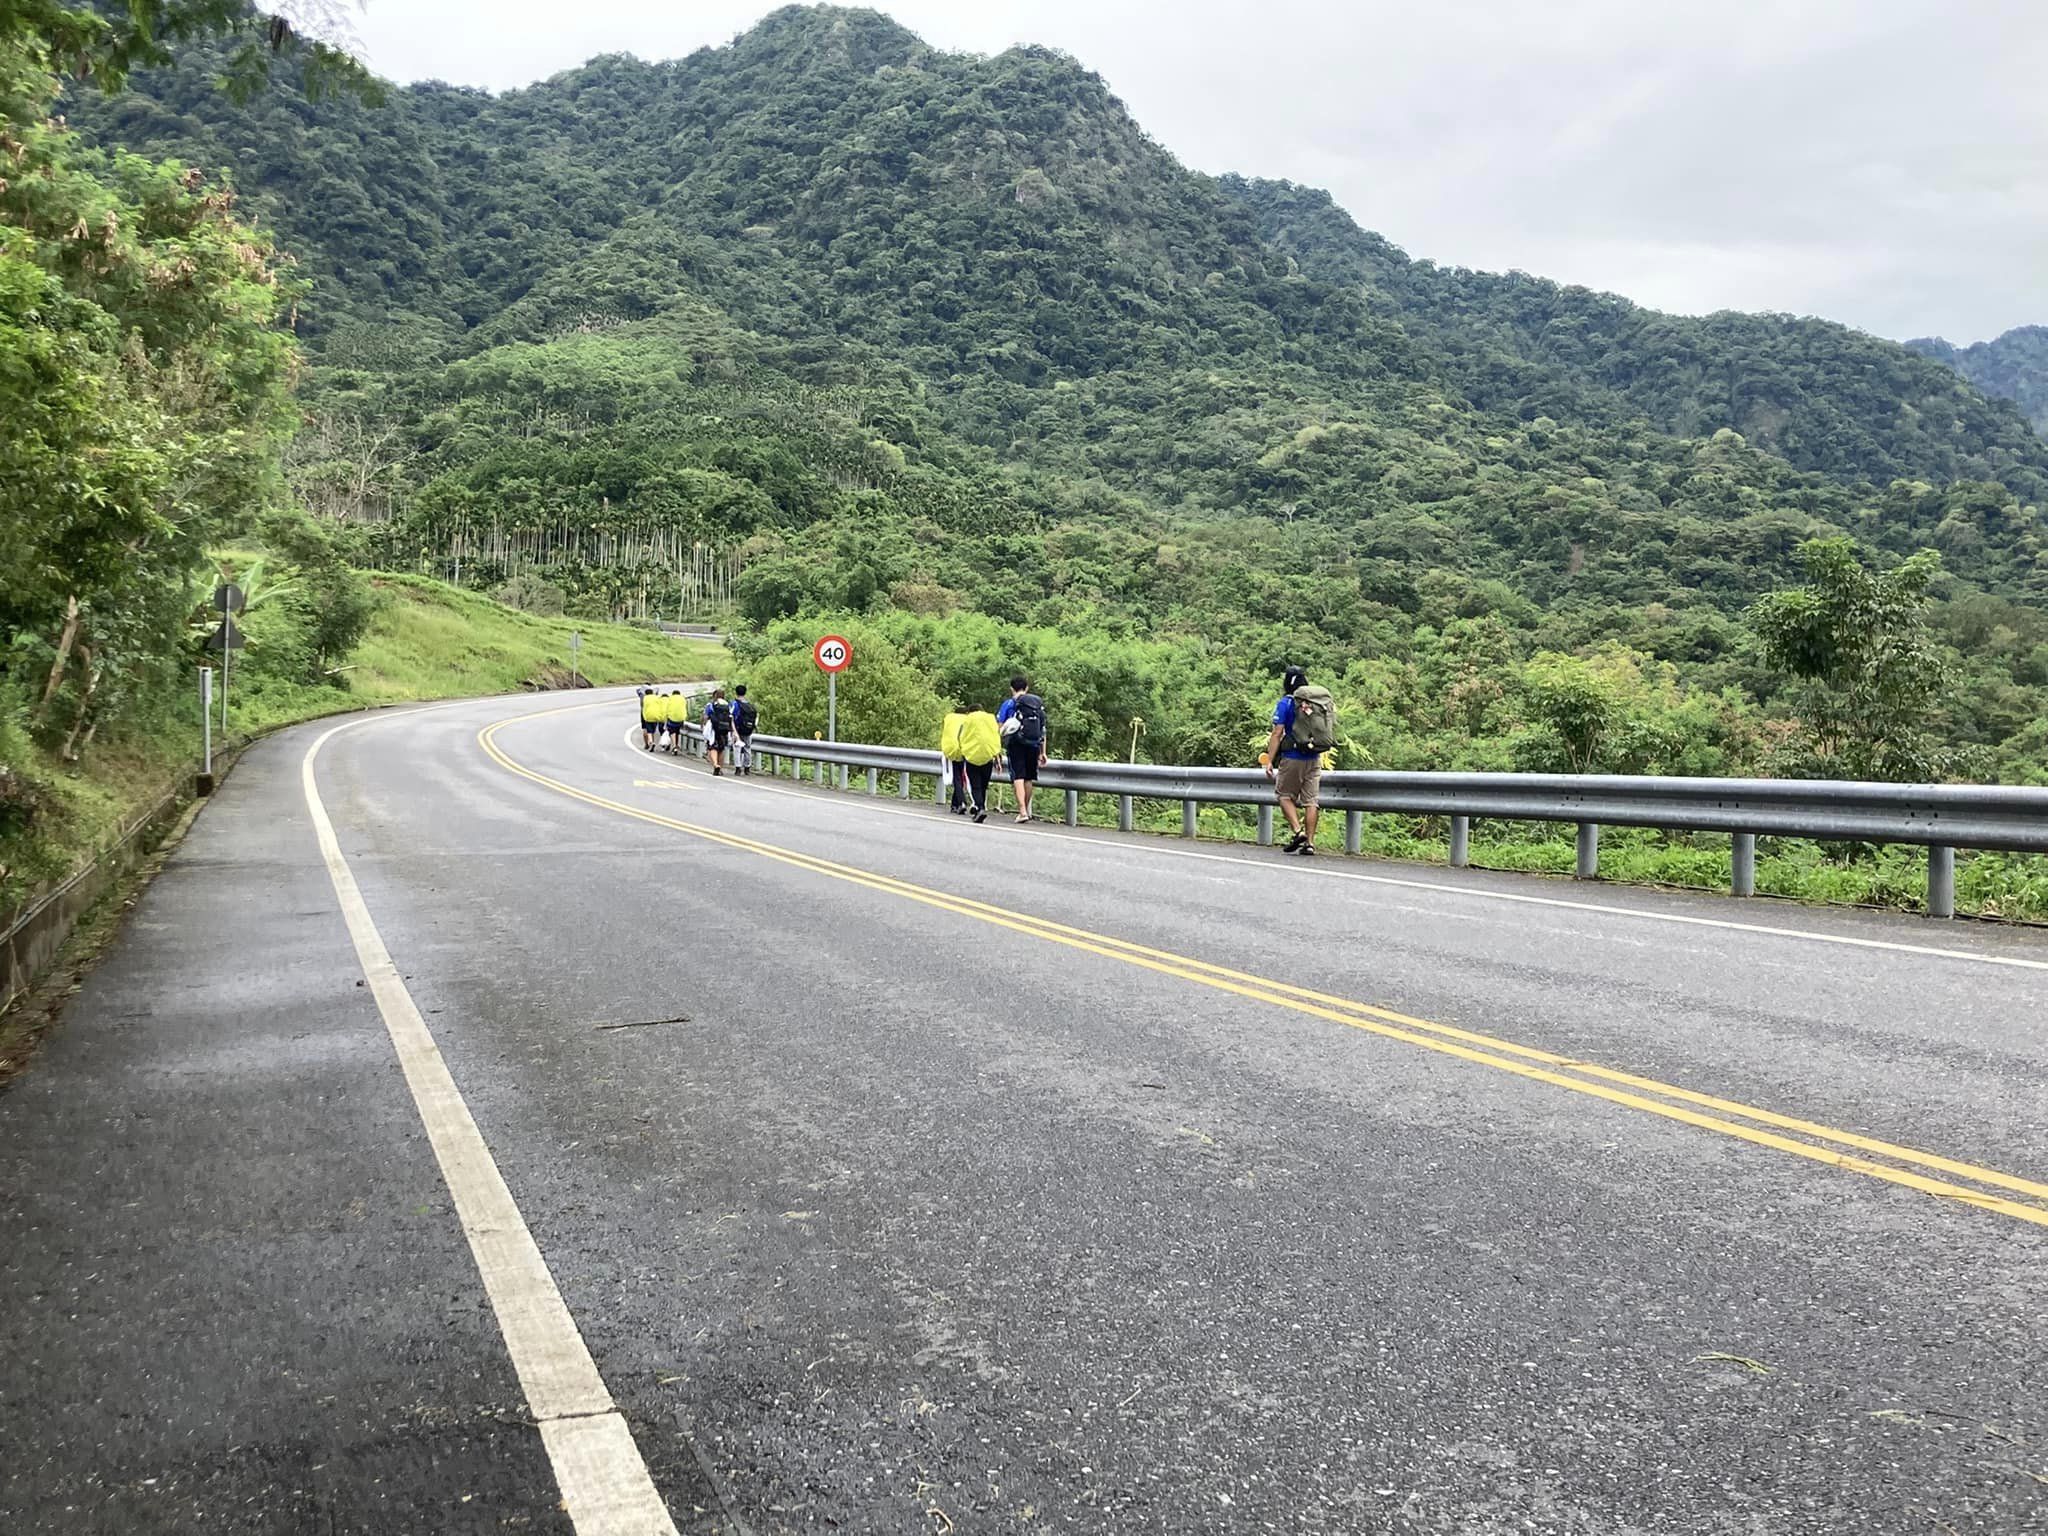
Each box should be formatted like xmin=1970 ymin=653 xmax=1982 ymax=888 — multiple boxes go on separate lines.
xmin=2 ymin=572 xmax=724 ymax=920
xmin=344 ymin=575 xmax=724 ymax=707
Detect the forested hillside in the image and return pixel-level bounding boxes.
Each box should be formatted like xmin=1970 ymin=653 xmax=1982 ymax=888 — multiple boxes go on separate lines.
xmin=41 ymin=3 xmax=2048 ymax=796
xmin=1909 ymin=327 xmax=2048 ymax=437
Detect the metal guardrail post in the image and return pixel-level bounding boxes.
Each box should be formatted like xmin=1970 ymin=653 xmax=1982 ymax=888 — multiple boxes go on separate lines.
xmin=867 ymin=767 xmax=878 ymax=795
xmin=1576 ymin=822 xmax=1600 ymax=879
xmin=1118 ymin=794 xmax=1134 ymax=833
xmin=1257 ymin=804 xmax=1273 ymax=846
xmin=1182 ymin=801 xmax=1198 ymax=838
xmin=1732 ymin=833 xmax=1756 ymax=897
xmin=934 ymin=772 xmax=945 ymax=807
xmin=1064 ymin=789 xmax=1078 ymax=826
xmin=898 ymin=772 xmax=910 ymax=800
xmin=1449 ymin=814 xmax=1470 ymax=868
xmin=1344 ymin=809 xmax=1362 ymax=856
xmin=1928 ymin=845 xmax=1956 ymax=919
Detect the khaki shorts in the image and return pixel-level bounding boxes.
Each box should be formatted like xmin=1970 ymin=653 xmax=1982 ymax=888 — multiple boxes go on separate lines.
xmin=1275 ymin=755 xmax=1321 ymax=808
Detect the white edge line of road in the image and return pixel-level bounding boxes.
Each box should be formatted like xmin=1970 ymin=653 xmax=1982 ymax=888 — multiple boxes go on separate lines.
xmin=600 ymin=717 xmax=2048 ymax=975
xmin=305 ymin=711 xmax=680 ymax=1536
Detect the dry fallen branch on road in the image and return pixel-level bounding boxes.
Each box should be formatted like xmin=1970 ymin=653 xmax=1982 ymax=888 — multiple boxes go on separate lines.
xmin=1692 ymin=1352 xmax=1774 ymax=1373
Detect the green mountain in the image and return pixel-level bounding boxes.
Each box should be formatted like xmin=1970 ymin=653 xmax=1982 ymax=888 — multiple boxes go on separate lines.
xmin=54 ymin=3 xmax=2048 ymax=780
xmin=1908 ymin=327 xmax=2048 ymax=437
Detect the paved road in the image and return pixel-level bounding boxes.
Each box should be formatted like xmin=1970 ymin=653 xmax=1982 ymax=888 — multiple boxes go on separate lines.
xmin=4 ymin=690 xmax=2045 ymax=1534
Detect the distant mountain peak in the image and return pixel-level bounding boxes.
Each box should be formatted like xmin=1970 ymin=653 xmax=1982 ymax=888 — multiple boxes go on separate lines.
xmin=732 ymin=5 xmax=927 ymax=73
xmin=1907 ymin=326 xmax=2048 ymax=436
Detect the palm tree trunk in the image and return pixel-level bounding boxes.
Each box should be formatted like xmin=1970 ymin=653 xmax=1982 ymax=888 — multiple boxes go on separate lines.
xmin=38 ymin=596 xmax=82 ymax=716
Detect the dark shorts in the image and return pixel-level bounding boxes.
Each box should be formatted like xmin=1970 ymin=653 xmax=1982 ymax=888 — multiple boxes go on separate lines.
xmin=1006 ymin=739 xmax=1041 ymax=782
xmin=711 ymin=730 xmax=731 ymax=751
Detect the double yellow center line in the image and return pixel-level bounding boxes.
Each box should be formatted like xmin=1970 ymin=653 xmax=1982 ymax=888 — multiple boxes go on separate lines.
xmin=479 ymin=709 xmax=2048 ymax=1232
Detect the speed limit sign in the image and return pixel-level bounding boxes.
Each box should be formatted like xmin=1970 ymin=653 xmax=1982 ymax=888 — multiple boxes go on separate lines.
xmin=813 ymin=634 xmax=853 ymax=673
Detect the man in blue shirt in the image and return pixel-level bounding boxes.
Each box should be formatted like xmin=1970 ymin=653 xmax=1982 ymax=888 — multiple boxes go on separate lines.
xmin=1263 ymin=665 xmax=1323 ymax=855
xmin=995 ymin=675 xmax=1048 ymax=823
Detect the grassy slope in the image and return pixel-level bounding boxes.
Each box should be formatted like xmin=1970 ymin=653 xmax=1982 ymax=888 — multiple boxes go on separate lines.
xmin=1 ymin=574 xmax=724 ymax=916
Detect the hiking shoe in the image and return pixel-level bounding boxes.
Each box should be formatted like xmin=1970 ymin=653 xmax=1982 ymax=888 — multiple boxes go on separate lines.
xmin=1283 ymin=832 xmax=1306 ymax=853
xmin=973 ymin=808 xmax=987 ymax=824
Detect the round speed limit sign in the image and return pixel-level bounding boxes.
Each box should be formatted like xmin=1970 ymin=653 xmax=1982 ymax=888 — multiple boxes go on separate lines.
xmin=813 ymin=634 xmax=853 ymax=674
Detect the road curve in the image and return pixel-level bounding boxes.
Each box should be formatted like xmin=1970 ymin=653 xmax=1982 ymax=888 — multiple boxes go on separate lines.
xmin=4 ymin=688 xmax=2045 ymax=1534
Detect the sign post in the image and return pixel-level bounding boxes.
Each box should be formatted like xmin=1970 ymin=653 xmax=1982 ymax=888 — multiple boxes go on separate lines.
xmin=212 ymin=583 xmax=244 ymax=737
xmin=813 ymin=633 xmax=852 ymax=743
xmin=569 ymin=630 xmax=583 ymax=687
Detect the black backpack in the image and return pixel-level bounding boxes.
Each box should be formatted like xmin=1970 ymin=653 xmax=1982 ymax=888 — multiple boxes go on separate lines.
xmin=1012 ymin=693 xmax=1046 ymax=748
xmin=709 ymin=699 xmax=732 ymax=730
xmin=733 ymin=698 xmax=757 ymax=735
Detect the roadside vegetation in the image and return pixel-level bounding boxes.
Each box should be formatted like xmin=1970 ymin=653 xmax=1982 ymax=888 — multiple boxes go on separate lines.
xmin=2 ymin=564 xmax=717 ymax=914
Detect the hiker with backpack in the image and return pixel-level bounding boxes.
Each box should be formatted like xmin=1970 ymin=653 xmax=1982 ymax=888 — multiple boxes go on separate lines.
xmin=704 ymin=687 xmax=733 ymax=775
xmin=661 ymin=688 xmax=689 ymax=753
xmin=1264 ymin=665 xmax=1334 ymax=855
xmin=730 ymin=684 xmax=758 ymax=776
xmin=956 ymin=700 xmax=1001 ymax=823
xmin=638 ymin=685 xmax=661 ymax=751
xmin=996 ymin=675 xmax=1048 ymax=823
xmin=940 ymin=703 xmax=970 ymax=812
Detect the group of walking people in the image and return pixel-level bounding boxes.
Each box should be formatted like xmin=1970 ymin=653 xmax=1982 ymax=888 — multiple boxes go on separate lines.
xmin=940 ymin=676 xmax=1049 ymax=824
xmin=637 ymin=684 xmax=759 ymax=776
xmin=940 ymin=666 xmax=1334 ymax=851
xmin=636 ymin=663 xmax=1334 ymax=856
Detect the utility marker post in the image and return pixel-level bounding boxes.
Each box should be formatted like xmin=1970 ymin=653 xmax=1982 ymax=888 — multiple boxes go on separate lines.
xmin=198 ymin=667 xmax=215 ymax=795
xmin=568 ymin=630 xmax=583 ymax=687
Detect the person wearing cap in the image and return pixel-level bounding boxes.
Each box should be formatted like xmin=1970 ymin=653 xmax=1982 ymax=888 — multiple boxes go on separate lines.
xmin=1263 ymin=664 xmax=1326 ymax=855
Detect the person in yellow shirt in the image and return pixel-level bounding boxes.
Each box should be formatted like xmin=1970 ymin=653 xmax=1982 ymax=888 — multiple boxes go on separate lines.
xmin=637 ymin=686 xmax=661 ymax=751
xmin=940 ymin=705 xmax=970 ymax=813
xmin=662 ymin=688 xmax=690 ymax=754
xmin=956 ymin=702 xmax=1002 ymax=824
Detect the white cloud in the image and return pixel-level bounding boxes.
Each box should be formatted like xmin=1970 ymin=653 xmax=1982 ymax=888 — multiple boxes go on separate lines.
xmin=353 ymin=0 xmax=2048 ymax=343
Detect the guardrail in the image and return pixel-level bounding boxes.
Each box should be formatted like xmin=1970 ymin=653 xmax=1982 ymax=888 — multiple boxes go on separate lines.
xmin=733 ymin=733 xmax=2048 ymax=918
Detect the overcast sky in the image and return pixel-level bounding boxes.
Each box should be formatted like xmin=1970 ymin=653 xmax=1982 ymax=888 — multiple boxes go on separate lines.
xmin=345 ymin=0 xmax=2045 ymax=344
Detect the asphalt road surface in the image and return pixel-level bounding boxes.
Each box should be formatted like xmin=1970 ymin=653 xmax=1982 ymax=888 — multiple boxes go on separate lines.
xmin=4 ymin=689 xmax=2045 ymax=1535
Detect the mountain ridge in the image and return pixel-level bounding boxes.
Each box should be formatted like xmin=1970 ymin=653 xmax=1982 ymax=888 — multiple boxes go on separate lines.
xmin=68 ymin=4 xmax=2048 ymax=505
xmin=1907 ymin=326 xmax=2048 ymax=436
